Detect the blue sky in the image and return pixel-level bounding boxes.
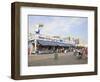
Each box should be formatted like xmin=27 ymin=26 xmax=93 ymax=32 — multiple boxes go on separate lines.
xmin=28 ymin=15 xmax=88 ymax=43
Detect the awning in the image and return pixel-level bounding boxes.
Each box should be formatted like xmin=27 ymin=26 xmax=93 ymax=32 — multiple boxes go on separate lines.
xmin=38 ymin=40 xmax=57 ymax=46
xmin=37 ymin=40 xmax=73 ymax=47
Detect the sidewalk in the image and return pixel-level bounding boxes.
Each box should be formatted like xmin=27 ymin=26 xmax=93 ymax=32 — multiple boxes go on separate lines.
xmin=28 ymin=52 xmax=87 ymax=66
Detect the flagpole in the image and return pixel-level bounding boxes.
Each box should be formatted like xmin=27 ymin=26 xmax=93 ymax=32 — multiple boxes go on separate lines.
xmin=34 ymin=24 xmax=44 ymax=54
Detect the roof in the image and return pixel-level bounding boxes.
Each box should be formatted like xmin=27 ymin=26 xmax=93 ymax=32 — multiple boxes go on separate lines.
xmin=38 ymin=40 xmax=57 ymax=46
xmin=37 ymin=40 xmax=74 ymax=47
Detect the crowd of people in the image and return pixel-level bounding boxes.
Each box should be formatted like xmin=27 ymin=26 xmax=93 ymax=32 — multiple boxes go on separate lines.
xmin=28 ymin=41 xmax=88 ymax=59
xmin=73 ymin=47 xmax=88 ymax=59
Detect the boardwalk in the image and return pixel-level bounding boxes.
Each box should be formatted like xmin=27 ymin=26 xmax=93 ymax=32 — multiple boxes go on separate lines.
xmin=28 ymin=52 xmax=87 ymax=66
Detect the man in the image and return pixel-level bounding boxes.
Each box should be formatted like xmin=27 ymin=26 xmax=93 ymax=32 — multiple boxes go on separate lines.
xmin=28 ymin=41 xmax=33 ymax=55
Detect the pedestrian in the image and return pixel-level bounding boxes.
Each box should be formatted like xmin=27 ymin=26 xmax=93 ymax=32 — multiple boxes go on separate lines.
xmin=83 ymin=48 xmax=88 ymax=59
xmin=28 ymin=41 xmax=33 ymax=55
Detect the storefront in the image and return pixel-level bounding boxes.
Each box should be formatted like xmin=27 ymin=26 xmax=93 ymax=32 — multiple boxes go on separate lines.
xmin=29 ymin=39 xmax=74 ymax=54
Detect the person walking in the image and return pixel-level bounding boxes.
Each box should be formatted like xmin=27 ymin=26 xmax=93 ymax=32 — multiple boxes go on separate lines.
xmin=28 ymin=41 xmax=33 ymax=55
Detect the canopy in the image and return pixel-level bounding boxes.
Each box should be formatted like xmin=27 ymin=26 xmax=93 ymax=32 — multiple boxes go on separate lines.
xmin=37 ymin=40 xmax=73 ymax=47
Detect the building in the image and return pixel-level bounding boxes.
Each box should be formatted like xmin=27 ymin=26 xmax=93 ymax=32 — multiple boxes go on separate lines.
xmin=28 ymin=24 xmax=87 ymax=55
xmin=28 ymin=33 xmax=76 ymax=54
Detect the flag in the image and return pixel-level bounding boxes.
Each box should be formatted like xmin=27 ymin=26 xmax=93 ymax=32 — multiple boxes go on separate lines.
xmin=39 ymin=24 xmax=43 ymax=27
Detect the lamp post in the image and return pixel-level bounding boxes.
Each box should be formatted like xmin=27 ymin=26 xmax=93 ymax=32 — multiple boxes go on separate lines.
xmin=34 ymin=36 xmax=37 ymax=54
